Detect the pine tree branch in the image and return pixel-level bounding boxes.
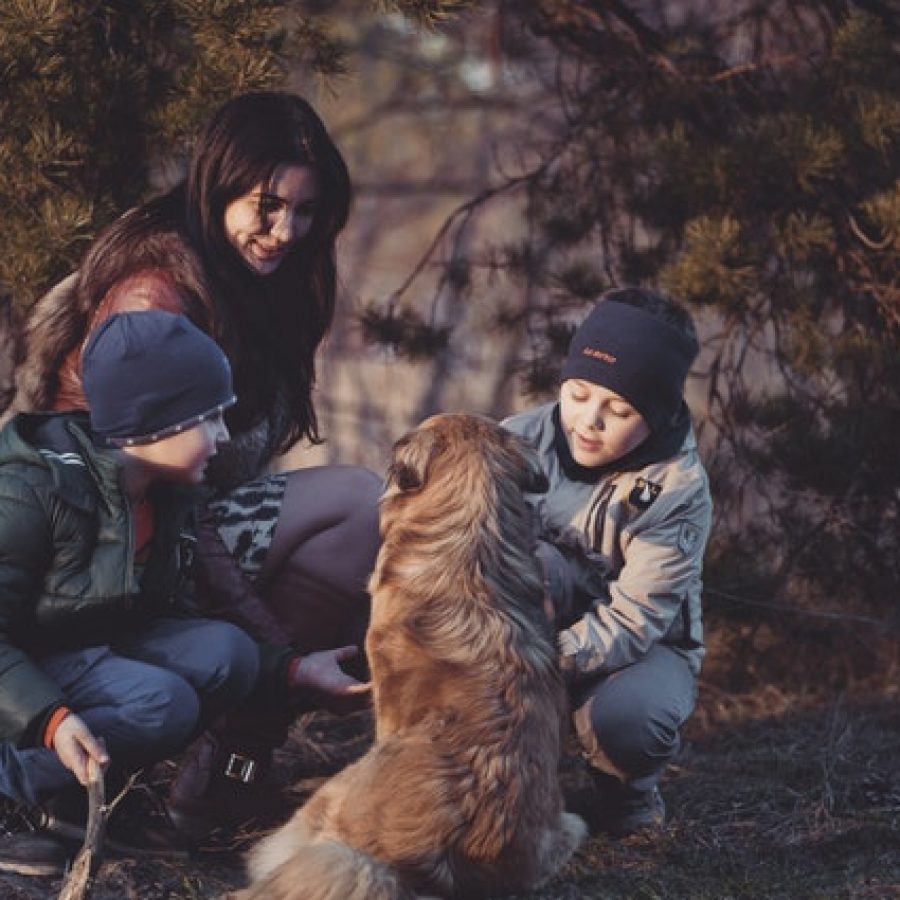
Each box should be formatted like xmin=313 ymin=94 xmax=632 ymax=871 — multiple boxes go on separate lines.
xmin=388 ymin=165 xmax=549 ymax=302
xmin=705 ymin=587 xmax=896 ymax=630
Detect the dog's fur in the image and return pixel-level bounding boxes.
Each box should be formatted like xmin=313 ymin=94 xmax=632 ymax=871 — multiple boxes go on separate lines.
xmin=235 ymin=414 xmax=586 ymax=899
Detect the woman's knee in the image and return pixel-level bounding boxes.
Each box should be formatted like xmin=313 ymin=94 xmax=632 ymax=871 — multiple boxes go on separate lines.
xmin=265 ymin=466 xmax=382 ymax=579
xmin=274 ymin=466 xmax=382 ymax=585
xmin=339 ymin=464 xmax=384 ymax=505
xmin=283 ymin=464 xmax=381 ymax=514
xmin=312 ymin=465 xmax=382 ymax=538
xmin=336 ymin=467 xmax=382 ymax=552
xmin=321 ymin=466 xmax=381 ymax=547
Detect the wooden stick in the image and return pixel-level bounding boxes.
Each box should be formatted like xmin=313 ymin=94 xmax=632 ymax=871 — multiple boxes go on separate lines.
xmin=57 ymin=758 xmax=107 ymax=900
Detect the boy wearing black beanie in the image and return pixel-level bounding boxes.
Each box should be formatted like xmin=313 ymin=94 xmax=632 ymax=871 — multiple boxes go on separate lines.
xmin=0 ymin=311 xmax=365 ymax=877
xmin=504 ymin=287 xmax=712 ymax=836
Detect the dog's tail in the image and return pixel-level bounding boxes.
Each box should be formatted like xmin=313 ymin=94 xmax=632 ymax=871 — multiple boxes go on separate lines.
xmin=235 ymin=838 xmax=420 ymax=900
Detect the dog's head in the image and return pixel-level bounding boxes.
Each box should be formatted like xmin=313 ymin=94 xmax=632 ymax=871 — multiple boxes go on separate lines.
xmin=386 ymin=413 xmax=548 ymax=499
xmin=374 ymin=413 xmax=553 ymax=646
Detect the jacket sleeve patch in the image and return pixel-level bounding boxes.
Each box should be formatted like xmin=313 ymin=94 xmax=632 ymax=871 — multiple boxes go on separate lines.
xmin=677 ymin=521 xmax=702 ymax=555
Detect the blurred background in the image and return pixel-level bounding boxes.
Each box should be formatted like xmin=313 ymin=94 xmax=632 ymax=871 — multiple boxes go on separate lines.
xmin=0 ymin=0 xmax=897 ymax=698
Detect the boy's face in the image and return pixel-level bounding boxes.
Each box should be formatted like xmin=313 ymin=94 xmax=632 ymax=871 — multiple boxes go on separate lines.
xmin=125 ymin=414 xmax=229 ymax=484
xmin=559 ymin=379 xmax=651 ymax=468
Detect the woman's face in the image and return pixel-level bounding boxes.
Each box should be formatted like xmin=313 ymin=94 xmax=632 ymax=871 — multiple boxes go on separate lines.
xmin=223 ymin=163 xmax=319 ymax=276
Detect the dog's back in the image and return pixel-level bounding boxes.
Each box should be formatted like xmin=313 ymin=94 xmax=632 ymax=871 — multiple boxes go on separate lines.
xmin=367 ymin=414 xmax=558 ymax=736
xmin=238 ymin=415 xmax=586 ymax=899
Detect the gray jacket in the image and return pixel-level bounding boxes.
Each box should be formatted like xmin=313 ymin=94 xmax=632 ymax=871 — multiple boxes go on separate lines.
xmin=504 ymin=403 xmax=711 ymax=680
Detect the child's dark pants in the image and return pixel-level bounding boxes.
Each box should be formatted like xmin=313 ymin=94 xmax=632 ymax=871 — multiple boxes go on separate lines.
xmin=0 ymin=618 xmax=258 ymax=807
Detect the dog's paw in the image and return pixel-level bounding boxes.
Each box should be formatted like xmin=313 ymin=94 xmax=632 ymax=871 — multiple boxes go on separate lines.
xmin=561 ymin=810 xmax=589 ymax=850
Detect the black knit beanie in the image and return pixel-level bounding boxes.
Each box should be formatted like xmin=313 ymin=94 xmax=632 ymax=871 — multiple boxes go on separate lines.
xmin=83 ymin=311 xmax=236 ymax=447
xmin=560 ymin=299 xmax=699 ymax=432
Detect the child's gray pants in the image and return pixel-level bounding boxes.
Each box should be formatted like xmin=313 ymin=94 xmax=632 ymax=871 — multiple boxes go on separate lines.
xmin=571 ymin=642 xmax=697 ymax=792
xmin=0 ymin=617 xmax=259 ymax=807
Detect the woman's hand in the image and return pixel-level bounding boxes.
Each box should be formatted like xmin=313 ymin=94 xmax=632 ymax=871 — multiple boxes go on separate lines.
xmin=287 ymin=645 xmax=372 ymax=715
xmin=52 ymin=714 xmax=110 ymax=786
xmin=287 ymin=645 xmax=371 ymax=698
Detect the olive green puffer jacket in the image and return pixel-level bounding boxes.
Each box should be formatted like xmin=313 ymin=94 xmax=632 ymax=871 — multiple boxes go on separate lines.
xmin=0 ymin=411 xmax=208 ymax=747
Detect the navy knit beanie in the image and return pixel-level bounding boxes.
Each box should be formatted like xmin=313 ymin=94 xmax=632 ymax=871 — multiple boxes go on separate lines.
xmin=82 ymin=311 xmax=236 ymax=446
xmin=561 ymin=298 xmax=699 ymax=431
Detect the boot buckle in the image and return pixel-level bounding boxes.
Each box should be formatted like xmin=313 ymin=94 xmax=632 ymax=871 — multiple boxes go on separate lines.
xmin=223 ymin=753 xmax=257 ymax=783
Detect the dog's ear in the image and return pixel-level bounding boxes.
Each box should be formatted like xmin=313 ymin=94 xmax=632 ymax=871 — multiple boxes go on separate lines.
xmin=388 ymin=427 xmax=439 ymax=492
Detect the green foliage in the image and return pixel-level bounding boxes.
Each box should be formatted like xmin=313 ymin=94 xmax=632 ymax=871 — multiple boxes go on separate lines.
xmin=660 ymin=215 xmax=756 ymax=309
xmin=0 ymin=0 xmax=351 ymax=308
xmin=552 ymin=260 xmax=608 ymax=302
xmin=377 ymin=0 xmax=475 ymax=28
xmin=1 ymin=0 xmax=896 ymax=679
xmin=364 ymin=1 xmax=900 ymax=669
xmin=359 ymin=303 xmax=451 ymax=359
xmin=0 ymin=0 xmax=483 ymax=310
xmin=546 ymin=5 xmax=898 ymax=647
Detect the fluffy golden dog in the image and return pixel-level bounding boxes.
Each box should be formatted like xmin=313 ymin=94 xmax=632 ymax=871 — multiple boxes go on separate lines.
xmin=235 ymin=414 xmax=586 ymax=900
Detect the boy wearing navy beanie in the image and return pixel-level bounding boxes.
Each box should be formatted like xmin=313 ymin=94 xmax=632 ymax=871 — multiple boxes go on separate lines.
xmin=0 ymin=311 xmax=365 ymax=876
xmin=504 ymin=287 xmax=712 ymax=836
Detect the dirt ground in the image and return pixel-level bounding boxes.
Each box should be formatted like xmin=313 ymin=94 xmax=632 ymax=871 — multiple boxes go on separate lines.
xmin=3 ymin=686 xmax=897 ymax=900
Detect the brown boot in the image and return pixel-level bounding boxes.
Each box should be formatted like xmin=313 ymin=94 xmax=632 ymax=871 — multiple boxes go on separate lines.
xmin=166 ymin=728 xmax=288 ymax=841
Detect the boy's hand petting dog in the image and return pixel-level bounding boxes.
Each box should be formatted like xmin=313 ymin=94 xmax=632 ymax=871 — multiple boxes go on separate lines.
xmin=52 ymin=714 xmax=110 ymax=786
xmin=287 ymin=645 xmax=371 ymax=713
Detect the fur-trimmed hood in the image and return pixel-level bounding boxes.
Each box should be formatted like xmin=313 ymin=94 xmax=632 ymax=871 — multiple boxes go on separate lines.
xmin=3 ymin=197 xmax=214 ymax=425
xmin=5 ymin=195 xmax=296 ymax=489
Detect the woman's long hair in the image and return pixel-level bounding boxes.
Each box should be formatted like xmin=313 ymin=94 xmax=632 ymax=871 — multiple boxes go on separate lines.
xmin=184 ymin=91 xmax=352 ymax=447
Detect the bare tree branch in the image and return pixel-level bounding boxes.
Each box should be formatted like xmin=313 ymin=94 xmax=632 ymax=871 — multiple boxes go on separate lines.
xmin=57 ymin=759 xmax=107 ymax=900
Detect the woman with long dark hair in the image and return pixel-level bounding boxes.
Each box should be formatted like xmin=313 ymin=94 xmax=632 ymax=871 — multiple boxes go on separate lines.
xmin=7 ymin=92 xmax=381 ymax=833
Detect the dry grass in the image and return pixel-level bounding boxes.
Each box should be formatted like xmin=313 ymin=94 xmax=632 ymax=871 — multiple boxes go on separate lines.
xmin=3 ymin=686 xmax=898 ymax=900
